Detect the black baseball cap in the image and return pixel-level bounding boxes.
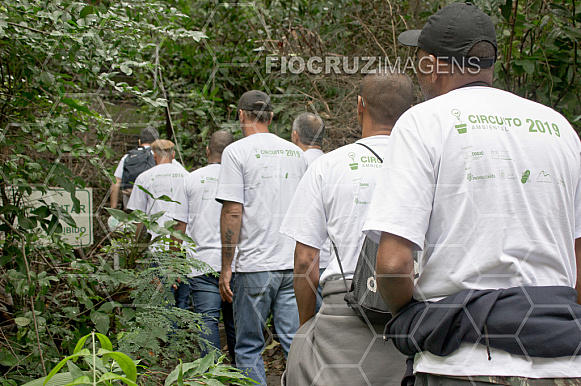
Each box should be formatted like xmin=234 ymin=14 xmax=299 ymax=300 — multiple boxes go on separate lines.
xmin=236 ymin=90 xmax=272 ymax=120
xmin=398 ymin=3 xmax=497 ymax=68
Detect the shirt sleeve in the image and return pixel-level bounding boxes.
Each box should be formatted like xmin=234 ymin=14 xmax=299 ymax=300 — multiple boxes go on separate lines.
xmin=184 ymin=175 xmax=194 ymax=226
xmin=126 ymin=174 xmax=147 ymax=212
xmin=168 ymin=177 xmax=189 ymax=223
xmin=363 ymin=113 xmax=437 ymax=250
xmin=215 ymin=146 xmax=244 ymax=204
xmin=575 ymin=148 xmax=581 ymax=239
xmin=113 ymin=155 xmax=127 ymax=179
xmin=280 ymin=161 xmax=328 ymax=250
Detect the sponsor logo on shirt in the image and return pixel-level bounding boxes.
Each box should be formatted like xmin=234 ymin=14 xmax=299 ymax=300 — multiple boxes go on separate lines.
xmin=521 ymin=170 xmax=530 ymax=183
xmin=467 ymin=172 xmax=495 ymax=181
xmin=536 ymin=171 xmax=553 ymax=184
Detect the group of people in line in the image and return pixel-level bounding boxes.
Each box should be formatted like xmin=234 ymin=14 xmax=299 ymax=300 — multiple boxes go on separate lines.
xmin=110 ymin=3 xmax=581 ymax=386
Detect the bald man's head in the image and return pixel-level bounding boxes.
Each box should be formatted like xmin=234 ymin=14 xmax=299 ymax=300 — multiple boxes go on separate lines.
xmin=359 ymin=68 xmax=414 ymax=126
xmin=208 ymin=130 xmax=235 ymax=159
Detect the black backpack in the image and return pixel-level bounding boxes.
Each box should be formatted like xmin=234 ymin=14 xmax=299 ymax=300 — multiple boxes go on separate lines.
xmin=121 ymin=147 xmax=156 ymax=190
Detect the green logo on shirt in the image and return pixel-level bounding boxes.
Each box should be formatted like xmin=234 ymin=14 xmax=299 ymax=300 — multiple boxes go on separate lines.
xmin=521 ymin=170 xmax=530 ymax=183
xmin=452 ymin=109 xmax=467 ymax=134
xmin=348 ymin=152 xmax=358 ymax=170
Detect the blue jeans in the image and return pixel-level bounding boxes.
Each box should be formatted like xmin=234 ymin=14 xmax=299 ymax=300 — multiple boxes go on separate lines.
xmin=191 ymin=274 xmax=236 ymax=363
xmin=174 ymin=279 xmax=192 ymax=310
xmin=233 ymin=270 xmax=299 ymax=386
xmin=175 ymin=275 xmax=236 ymax=363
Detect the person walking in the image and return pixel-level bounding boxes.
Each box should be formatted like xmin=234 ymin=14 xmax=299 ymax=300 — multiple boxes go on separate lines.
xmin=364 ymin=3 xmax=581 ymax=384
xmin=291 ymin=112 xmax=329 ymax=309
xmin=216 ymin=90 xmax=308 ymax=385
xmin=178 ymin=130 xmax=237 ymax=363
xmin=280 ymin=69 xmax=413 ymax=385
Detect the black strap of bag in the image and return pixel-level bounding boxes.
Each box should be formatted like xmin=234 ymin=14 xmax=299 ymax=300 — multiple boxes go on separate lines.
xmin=326 ymin=142 xmax=392 ymax=325
xmin=330 ymin=239 xmax=351 ymax=293
xmin=357 ymin=142 xmax=383 ymax=163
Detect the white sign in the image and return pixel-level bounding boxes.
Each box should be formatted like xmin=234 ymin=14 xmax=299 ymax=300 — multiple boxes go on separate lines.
xmin=25 ymin=188 xmax=93 ymax=247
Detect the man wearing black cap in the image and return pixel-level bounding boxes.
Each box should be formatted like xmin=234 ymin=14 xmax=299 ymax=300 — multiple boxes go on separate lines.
xmin=215 ymin=90 xmax=307 ymax=385
xmin=364 ymin=2 xmax=581 ymax=384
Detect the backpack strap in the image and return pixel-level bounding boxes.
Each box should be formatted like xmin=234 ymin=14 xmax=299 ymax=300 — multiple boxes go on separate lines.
xmin=357 ymin=143 xmax=383 ymax=163
xmin=328 ymin=143 xmax=382 ymax=294
xmin=330 ymin=239 xmax=351 ymax=293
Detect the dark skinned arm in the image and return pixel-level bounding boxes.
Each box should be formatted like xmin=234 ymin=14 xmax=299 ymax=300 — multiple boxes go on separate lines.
xmin=376 ymin=232 xmax=416 ymax=314
xmin=219 ymin=201 xmax=243 ymax=303
xmin=293 ymin=241 xmax=320 ymax=326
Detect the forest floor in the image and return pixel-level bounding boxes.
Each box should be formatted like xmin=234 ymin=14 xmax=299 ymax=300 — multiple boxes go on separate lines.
xmin=218 ymin=322 xmax=286 ymax=386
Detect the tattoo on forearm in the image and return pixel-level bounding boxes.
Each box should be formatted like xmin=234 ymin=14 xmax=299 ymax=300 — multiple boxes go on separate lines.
xmin=224 ymin=228 xmax=234 ymax=245
xmin=224 ymin=228 xmax=235 ymax=260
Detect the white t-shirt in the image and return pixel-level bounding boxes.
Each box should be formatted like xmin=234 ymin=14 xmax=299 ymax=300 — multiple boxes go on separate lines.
xmin=184 ymin=163 xmax=234 ymax=277
xmin=303 ymin=148 xmax=331 ymax=269
xmin=304 ymin=148 xmax=324 ymax=165
xmin=126 ymin=163 xmax=188 ymax=247
xmin=362 ymin=86 xmax=581 ymax=378
xmin=216 ymin=132 xmax=308 ymax=272
xmin=281 ymin=135 xmax=389 ymax=283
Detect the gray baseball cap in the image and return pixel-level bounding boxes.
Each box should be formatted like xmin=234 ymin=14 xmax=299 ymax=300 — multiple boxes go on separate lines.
xmin=398 ymin=3 xmax=497 ymax=68
xmin=236 ymin=90 xmax=272 ymax=120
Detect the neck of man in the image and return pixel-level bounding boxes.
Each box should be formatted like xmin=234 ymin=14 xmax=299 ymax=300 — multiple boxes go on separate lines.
xmin=441 ymin=70 xmax=493 ymax=95
xmin=297 ymin=142 xmax=321 ymax=152
xmin=207 ymin=155 xmax=221 ymax=164
xmin=156 ymin=157 xmax=173 ymax=165
xmin=242 ymin=123 xmax=270 ymax=137
xmin=361 ymin=118 xmax=393 ymax=139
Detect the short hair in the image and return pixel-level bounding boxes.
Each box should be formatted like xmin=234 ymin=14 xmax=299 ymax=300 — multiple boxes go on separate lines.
xmin=151 ymin=139 xmax=174 ymax=158
xmin=292 ymin=113 xmax=325 ymax=147
xmin=359 ymin=68 xmax=413 ymax=126
xmin=467 ymin=41 xmax=497 ymax=60
xmin=448 ymin=41 xmax=497 ymax=76
xmin=209 ymin=130 xmax=234 ymax=157
xmin=140 ymin=127 xmax=159 ymax=144
xmin=242 ymin=110 xmax=273 ymax=123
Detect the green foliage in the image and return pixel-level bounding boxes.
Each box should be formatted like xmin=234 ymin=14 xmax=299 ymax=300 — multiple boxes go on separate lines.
xmin=165 ymin=354 xmax=256 ymax=386
xmin=0 ymin=0 xmax=208 ymax=382
xmin=1 ymin=0 xmax=579 ymax=384
xmin=482 ymin=0 xmax=580 ymax=129
xmin=34 ymin=332 xmax=138 ymax=386
xmin=18 ymin=333 xmax=253 ymax=386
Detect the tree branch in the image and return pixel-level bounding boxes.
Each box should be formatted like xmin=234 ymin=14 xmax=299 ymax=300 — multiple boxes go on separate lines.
xmin=6 ymin=22 xmax=48 ymax=35
xmin=0 ymin=215 xmax=47 ymax=376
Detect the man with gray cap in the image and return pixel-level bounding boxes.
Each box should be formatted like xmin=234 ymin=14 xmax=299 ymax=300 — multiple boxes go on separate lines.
xmin=363 ymin=3 xmax=581 ymax=384
xmin=215 ymin=90 xmax=307 ymax=385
